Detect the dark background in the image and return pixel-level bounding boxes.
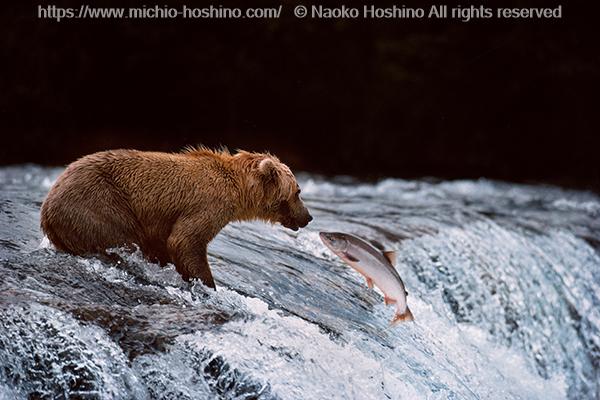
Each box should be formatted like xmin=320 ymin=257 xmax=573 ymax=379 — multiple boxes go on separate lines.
xmin=1 ymin=0 xmax=598 ymax=190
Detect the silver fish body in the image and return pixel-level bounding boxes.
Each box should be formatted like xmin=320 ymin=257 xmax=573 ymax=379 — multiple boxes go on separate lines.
xmin=319 ymin=232 xmax=414 ymax=324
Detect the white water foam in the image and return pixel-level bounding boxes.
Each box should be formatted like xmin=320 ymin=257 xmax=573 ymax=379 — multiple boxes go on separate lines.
xmin=133 ymin=287 xmax=566 ymax=400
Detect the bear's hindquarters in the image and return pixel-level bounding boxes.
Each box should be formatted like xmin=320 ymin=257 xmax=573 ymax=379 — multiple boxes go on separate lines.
xmin=41 ymin=173 xmax=142 ymax=257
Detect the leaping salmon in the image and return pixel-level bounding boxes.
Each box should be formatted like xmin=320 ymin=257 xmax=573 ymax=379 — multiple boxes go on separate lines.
xmin=319 ymin=232 xmax=414 ymax=324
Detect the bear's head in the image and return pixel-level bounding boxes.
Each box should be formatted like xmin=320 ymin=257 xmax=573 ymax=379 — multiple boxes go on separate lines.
xmin=237 ymin=152 xmax=312 ymax=231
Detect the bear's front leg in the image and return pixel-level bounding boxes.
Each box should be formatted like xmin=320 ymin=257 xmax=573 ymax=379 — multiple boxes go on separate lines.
xmin=167 ymin=217 xmax=217 ymax=289
xmin=176 ymin=242 xmax=215 ymax=289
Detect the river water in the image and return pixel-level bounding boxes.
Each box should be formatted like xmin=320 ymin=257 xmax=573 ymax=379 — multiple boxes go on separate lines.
xmin=1 ymin=165 xmax=599 ymax=399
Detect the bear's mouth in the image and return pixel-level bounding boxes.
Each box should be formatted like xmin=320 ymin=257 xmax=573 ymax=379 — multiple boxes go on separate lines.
xmin=282 ymin=221 xmax=300 ymax=231
xmin=276 ymin=201 xmax=311 ymax=231
xmin=282 ymin=216 xmax=312 ymax=231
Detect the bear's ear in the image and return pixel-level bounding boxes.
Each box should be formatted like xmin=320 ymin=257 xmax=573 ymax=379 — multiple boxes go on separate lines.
xmin=258 ymin=158 xmax=278 ymax=179
xmin=257 ymin=158 xmax=280 ymax=194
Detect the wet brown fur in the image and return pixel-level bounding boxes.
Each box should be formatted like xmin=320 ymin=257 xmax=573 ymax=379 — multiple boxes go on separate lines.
xmin=40 ymin=147 xmax=312 ymax=288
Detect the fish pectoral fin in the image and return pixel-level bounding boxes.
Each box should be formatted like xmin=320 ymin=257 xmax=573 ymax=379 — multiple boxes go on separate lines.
xmin=343 ymin=252 xmax=359 ymax=262
xmin=384 ymin=296 xmax=396 ymax=305
xmin=382 ymin=250 xmax=397 ymax=265
xmin=390 ymin=306 xmax=415 ymax=325
xmin=366 ymin=277 xmax=374 ymax=289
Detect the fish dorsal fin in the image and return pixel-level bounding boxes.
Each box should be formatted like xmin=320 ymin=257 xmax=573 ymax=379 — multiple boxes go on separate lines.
xmin=383 ymin=250 xmax=396 ymax=265
xmin=368 ymin=239 xmax=385 ymax=251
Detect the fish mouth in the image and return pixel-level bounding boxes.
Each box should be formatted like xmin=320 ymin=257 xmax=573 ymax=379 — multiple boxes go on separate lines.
xmin=319 ymin=232 xmax=337 ymax=248
xmin=319 ymin=232 xmax=339 ymax=240
xmin=319 ymin=232 xmax=331 ymax=241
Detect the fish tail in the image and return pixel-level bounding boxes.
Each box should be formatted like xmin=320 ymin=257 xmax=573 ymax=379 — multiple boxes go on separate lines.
xmin=390 ymin=306 xmax=415 ymax=325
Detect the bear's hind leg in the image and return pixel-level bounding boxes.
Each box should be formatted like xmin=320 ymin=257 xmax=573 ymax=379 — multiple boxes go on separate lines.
xmin=42 ymin=182 xmax=142 ymax=257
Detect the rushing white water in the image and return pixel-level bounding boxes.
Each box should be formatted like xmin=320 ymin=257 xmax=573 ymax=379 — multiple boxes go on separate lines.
xmin=1 ymin=166 xmax=599 ymax=399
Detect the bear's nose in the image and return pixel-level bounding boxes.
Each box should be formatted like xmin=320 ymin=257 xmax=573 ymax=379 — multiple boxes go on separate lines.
xmin=302 ymin=214 xmax=313 ymax=226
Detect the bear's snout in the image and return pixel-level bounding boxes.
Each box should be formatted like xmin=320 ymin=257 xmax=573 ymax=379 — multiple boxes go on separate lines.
xmin=282 ymin=214 xmax=311 ymax=231
xmin=290 ymin=209 xmax=312 ymax=230
xmin=278 ymin=201 xmax=312 ymax=231
xmin=300 ymin=213 xmax=313 ymax=227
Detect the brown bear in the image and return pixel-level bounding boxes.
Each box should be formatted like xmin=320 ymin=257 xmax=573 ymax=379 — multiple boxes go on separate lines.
xmin=40 ymin=147 xmax=312 ymax=288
